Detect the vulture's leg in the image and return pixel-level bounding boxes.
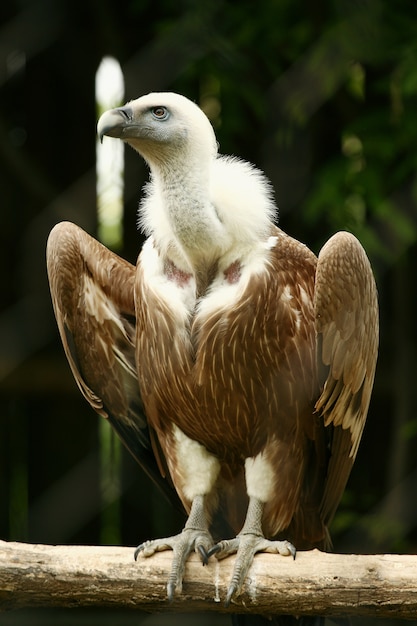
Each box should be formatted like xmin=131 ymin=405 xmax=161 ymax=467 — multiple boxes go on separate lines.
xmin=135 ymin=494 xmax=213 ymax=600
xmin=209 ymin=496 xmax=295 ymax=606
xmin=135 ymin=427 xmax=220 ymax=600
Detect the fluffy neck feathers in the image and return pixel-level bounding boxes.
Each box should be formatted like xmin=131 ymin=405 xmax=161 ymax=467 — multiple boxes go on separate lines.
xmin=138 ymin=150 xmax=277 ymax=274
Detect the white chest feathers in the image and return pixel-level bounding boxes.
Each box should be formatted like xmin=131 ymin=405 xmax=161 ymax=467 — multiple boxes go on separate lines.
xmin=138 ymin=234 xmax=279 ymax=332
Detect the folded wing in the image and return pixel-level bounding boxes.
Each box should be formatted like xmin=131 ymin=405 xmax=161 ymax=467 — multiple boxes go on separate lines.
xmin=46 ymin=221 xmax=179 ymax=508
xmin=314 ymin=231 xmax=378 ymax=525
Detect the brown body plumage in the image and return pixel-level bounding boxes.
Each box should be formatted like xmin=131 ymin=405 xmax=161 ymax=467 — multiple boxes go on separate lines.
xmin=47 ymin=92 xmax=378 ymax=602
xmin=136 ymin=225 xmax=320 ymax=543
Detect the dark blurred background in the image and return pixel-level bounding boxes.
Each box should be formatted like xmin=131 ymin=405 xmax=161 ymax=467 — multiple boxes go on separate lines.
xmin=1 ymin=0 xmax=417 ymax=624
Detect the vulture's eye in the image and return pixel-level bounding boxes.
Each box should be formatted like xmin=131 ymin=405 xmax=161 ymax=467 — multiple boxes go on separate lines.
xmin=151 ymin=106 xmax=169 ymax=120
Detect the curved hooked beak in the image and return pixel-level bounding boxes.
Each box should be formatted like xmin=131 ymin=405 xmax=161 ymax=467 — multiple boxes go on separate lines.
xmin=97 ymin=106 xmax=133 ymax=143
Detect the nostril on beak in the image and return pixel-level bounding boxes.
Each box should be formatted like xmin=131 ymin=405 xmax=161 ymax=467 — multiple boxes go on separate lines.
xmin=116 ymin=106 xmax=133 ymax=122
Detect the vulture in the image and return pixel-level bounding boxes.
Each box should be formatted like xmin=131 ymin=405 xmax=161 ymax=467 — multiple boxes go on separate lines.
xmin=47 ymin=92 xmax=378 ymax=607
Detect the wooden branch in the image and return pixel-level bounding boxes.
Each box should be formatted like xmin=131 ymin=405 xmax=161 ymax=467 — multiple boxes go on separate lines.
xmin=1 ymin=541 xmax=417 ymax=619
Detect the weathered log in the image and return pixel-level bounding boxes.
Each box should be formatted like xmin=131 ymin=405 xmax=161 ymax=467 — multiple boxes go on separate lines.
xmin=1 ymin=540 xmax=417 ymax=619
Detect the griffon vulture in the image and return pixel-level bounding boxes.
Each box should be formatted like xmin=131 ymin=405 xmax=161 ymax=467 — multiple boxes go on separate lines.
xmin=47 ymin=92 xmax=378 ymax=606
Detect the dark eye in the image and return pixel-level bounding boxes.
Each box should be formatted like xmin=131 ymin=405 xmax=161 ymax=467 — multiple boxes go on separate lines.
xmin=151 ymin=106 xmax=169 ymax=120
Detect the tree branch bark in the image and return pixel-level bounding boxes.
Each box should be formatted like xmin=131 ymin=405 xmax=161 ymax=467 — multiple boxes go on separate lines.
xmin=1 ymin=540 xmax=416 ymax=619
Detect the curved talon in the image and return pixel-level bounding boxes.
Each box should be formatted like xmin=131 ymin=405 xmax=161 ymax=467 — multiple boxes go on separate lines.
xmin=209 ymin=537 xmax=240 ymax=560
xmin=133 ymin=544 xmax=144 ymax=561
xmin=207 ymin=543 xmax=221 ymax=558
xmin=134 ymin=537 xmax=170 ymax=560
xmin=197 ymin=544 xmax=209 ymax=565
xmin=167 ymin=581 xmax=176 ymax=604
xmin=225 ymin=582 xmax=237 ymax=608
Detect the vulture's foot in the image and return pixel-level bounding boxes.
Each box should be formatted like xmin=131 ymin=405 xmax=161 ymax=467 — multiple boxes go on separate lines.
xmin=208 ymin=495 xmax=296 ymax=606
xmin=210 ymin=532 xmax=295 ymax=606
xmin=135 ymin=527 xmax=213 ymax=600
xmin=134 ymin=494 xmax=213 ymax=601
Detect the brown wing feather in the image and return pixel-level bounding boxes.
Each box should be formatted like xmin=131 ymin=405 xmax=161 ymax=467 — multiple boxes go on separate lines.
xmin=46 ymin=221 xmax=179 ymax=507
xmin=314 ymin=231 xmax=378 ymax=525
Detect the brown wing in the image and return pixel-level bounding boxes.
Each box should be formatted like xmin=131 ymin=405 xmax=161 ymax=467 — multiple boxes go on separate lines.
xmin=46 ymin=221 xmax=179 ymax=507
xmin=314 ymin=231 xmax=378 ymax=525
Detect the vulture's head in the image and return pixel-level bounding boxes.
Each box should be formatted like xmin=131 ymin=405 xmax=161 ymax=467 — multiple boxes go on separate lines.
xmin=97 ymin=92 xmax=218 ymax=168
